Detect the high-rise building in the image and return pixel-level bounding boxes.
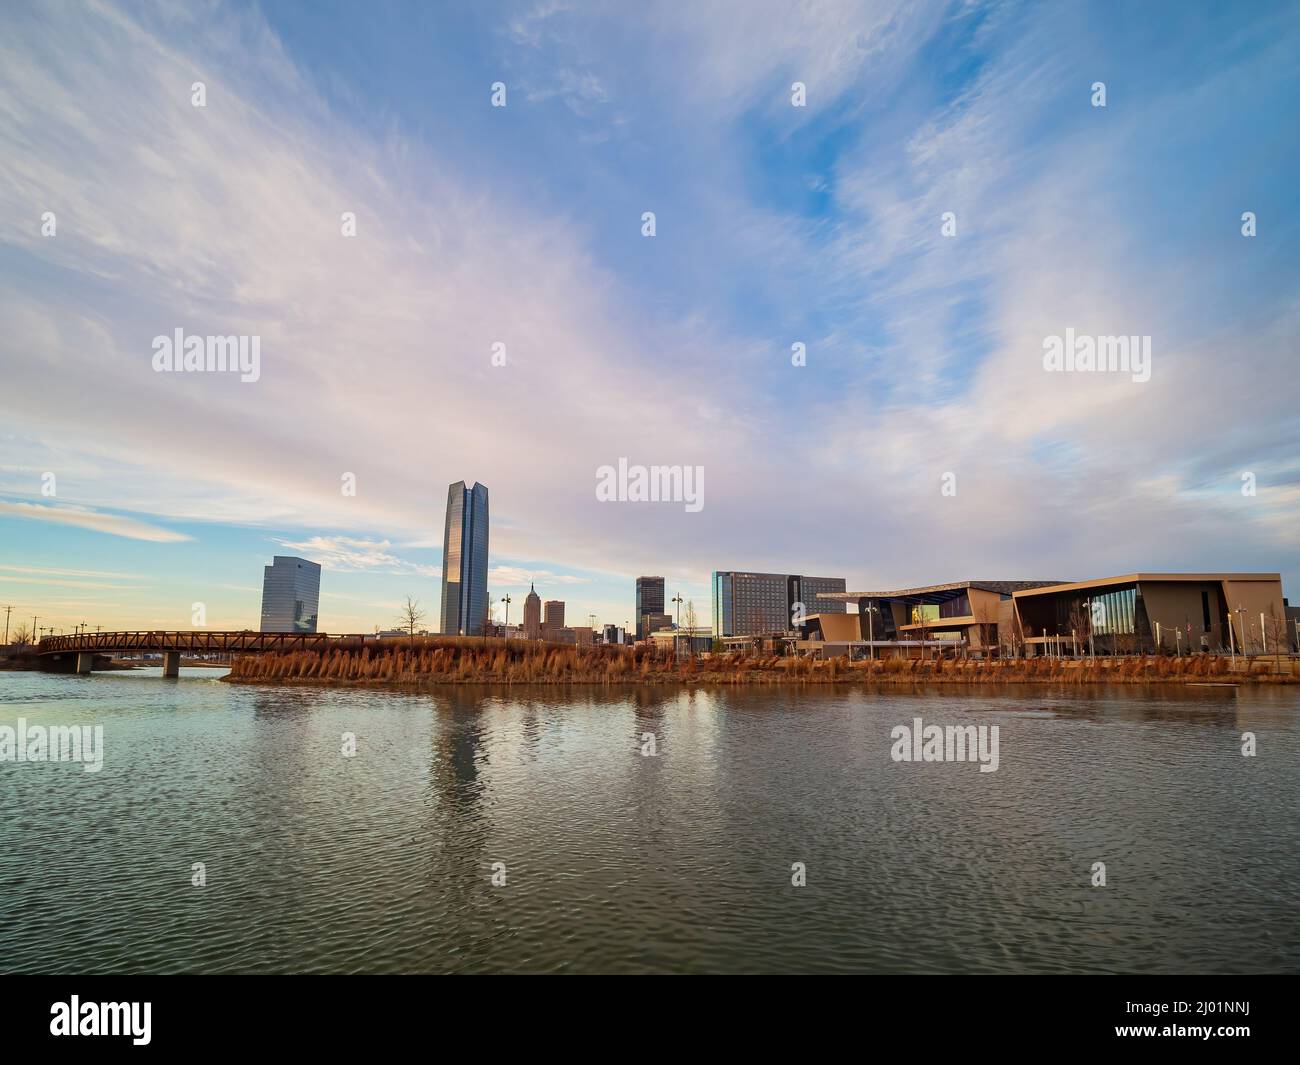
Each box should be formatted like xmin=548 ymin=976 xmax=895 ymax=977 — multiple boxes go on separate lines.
xmin=440 ymin=480 xmax=489 ymax=636
xmin=260 ymin=556 xmax=321 ymax=633
xmin=712 ymin=571 xmax=846 ymax=637
xmin=544 ymin=600 xmax=565 ymax=627
xmin=523 ymin=583 xmax=542 ymax=640
xmin=635 ymin=576 xmax=665 ymax=640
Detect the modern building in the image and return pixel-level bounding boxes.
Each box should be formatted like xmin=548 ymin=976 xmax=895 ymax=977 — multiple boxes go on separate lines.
xmin=259 ymin=556 xmax=321 ymax=633
xmin=823 ymin=580 xmax=1063 ymax=655
xmin=649 ymin=626 xmax=714 ymax=655
xmin=803 ymin=573 xmax=1294 ymax=657
xmin=440 ymin=480 xmax=489 ymax=636
xmin=711 ymin=571 xmax=847 ymax=637
xmin=1011 ymin=573 xmax=1291 ymax=655
xmin=523 ymin=583 xmax=542 ymax=640
xmin=635 ymin=576 xmax=665 ymax=640
xmin=544 ymin=600 xmax=565 ymax=627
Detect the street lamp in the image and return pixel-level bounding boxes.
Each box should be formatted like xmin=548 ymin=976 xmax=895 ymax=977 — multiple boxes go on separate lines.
xmin=671 ymin=593 xmax=683 ymax=660
xmin=863 ymin=601 xmax=880 ymax=662
xmin=501 ymin=594 xmax=512 ymax=642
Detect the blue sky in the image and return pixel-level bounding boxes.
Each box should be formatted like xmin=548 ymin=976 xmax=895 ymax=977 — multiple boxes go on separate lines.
xmin=1 ymin=0 xmax=1298 ymax=636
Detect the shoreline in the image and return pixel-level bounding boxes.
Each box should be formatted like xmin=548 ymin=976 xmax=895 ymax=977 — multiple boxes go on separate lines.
xmin=222 ymin=672 xmax=1296 ymax=690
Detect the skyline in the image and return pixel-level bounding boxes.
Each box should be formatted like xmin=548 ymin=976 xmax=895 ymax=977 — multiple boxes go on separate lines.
xmin=2 ymin=0 xmax=1299 ymax=634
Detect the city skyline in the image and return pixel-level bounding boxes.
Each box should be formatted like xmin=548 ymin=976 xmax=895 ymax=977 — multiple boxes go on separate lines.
xmin=2 ymin=0 xmax=1298 ymax=634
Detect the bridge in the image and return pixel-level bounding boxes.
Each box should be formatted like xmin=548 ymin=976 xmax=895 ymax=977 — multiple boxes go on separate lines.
xmin=35 ymin=631 xmax=376 ymax=678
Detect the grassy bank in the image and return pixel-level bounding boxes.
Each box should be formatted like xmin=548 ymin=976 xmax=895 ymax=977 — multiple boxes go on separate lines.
xmin=221 ymin=637 xmax=1298 ymax=687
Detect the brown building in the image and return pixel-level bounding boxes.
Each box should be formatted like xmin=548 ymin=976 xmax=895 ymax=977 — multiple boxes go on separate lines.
xmin=824 ymin=580 xmax=1062 ymax=655
xmin=523 ymin=583 xmax=541 ymax=640
xmin=808 ymin=573 xmax=1294 ymax=657
xmin=544 ymin=600 xmax=565 ymax=627
xmin=1012 ymin=573 xmax=1290 ymax=655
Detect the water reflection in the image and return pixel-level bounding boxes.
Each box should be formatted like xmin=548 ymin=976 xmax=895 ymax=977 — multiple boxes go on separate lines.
xmin=0 ymin=672 xmax=1295 ymax=973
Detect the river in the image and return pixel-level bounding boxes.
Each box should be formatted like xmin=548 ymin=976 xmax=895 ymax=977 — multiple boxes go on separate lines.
xmin=1 ymin=667 xmax=1296 ymax=973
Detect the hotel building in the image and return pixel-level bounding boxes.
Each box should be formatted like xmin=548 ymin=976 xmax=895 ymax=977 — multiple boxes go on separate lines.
xmin=712 ymin=571 xmax=847 ymax=637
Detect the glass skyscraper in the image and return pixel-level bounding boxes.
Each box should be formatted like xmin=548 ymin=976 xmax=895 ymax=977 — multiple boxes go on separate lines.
xmin=259 ymin=556 xmax=321 ymax=633
xmin=440 ymin=480 xmax=489 ymax=636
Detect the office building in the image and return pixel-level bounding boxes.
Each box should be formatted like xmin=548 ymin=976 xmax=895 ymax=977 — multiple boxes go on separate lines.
xmin=544 ymin=600 xmax=565 ymax=627
xmin=259 ymin=556 xmax=321 ymax=633
xmin=711 ymin=571 xmax=847 ymax=637
xmin=523 ymin=583 xmax=542 ymax=640
xmin=440 ymin=480 xmax=489 ymax=636
xmin=635 ymin=576 xmax=665 ymax=640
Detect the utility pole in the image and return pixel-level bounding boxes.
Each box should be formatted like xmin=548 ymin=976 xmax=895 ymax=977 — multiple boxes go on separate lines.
xmin=2 ymin=605 xmax=10 ymax=645
xmin=32 ymin=616 xmax=39 ymax=646
xmin=672 ymin=593 xmax=683 ymax=660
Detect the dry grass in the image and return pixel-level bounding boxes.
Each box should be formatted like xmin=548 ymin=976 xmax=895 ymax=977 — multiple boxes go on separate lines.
xmin=222 ymin=639 xmax=1297 ymax=687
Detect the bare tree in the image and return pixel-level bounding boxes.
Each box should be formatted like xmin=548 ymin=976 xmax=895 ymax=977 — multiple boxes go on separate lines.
xmin=683 ymin=599 xmax=698 ymax=660
xmin=1265 ymin=604 xmax=1287 ymax=674
xmin=397 ymin=596 xmax=426 ymax=648
xmin=973 ymin=602 xmax=999 ymax=659
xmin=1066 ymin=601 xmax=1091 ymax=658
xmin=10 ymin=623 xmax=31 ymax=649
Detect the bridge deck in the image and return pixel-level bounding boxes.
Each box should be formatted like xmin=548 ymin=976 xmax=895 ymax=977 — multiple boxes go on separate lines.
xmin=36 ymin=632 xmax=376 ymax=656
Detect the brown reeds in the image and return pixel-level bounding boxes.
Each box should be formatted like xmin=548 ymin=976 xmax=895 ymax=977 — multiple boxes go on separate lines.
xmin=220 ymin=637 xmax=1297 ymax=688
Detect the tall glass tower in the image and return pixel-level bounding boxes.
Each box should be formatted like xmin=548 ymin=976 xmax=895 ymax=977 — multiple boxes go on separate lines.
xmin=440 ymin=481 xmax=489 ymax=636
xmin=259 ymin=556 xmax=321 ymax=633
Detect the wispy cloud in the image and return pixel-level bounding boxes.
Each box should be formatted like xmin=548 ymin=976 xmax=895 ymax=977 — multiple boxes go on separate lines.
xmin=274 ymin=536 xmax=436 ymax=576
xmin=0 ymin=501 xmax=190 ymax=543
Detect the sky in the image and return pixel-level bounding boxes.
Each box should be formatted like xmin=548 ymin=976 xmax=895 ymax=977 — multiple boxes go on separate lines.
xmin=1 ymin=0 xmax=1298 ymax=638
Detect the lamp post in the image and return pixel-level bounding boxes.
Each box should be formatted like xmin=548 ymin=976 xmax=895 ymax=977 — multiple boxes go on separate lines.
xmin=671 ymin=594 xmax=683 ymax=660
xmin=501 ymin=594 xmax=511 ymax=642
xmin=864 ymin=602 xmax=879 ymax=662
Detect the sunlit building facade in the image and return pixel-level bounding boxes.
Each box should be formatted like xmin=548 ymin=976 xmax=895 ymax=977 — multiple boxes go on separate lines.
xmin=440 ymin=480 xmax=489 ymax=636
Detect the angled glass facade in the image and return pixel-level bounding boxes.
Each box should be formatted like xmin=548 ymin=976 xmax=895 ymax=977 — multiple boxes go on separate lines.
xmin=259 ymin=556 xmax=321 ymax=633
xmin=440 ymin=480 xmax=489 ymax=636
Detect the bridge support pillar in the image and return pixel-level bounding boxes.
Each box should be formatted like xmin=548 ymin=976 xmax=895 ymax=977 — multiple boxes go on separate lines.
xmin=162 ymin=651 xmax=181 ymax=678
xmin=75 ymin=652 xmax=94 ymax=675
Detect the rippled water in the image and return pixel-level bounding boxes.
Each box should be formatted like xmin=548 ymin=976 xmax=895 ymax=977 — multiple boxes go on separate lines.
xmin=1 ymin=668 xmax=1297 ymax=973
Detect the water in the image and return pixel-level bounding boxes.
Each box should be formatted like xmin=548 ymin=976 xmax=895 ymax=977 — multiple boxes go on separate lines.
xmin=1 ymin=668 xmax=1296 ymax=974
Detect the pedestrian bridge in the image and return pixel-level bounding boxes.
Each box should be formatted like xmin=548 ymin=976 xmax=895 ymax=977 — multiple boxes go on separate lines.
xmin=35 ymin=631 xmax=372 ymax=677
